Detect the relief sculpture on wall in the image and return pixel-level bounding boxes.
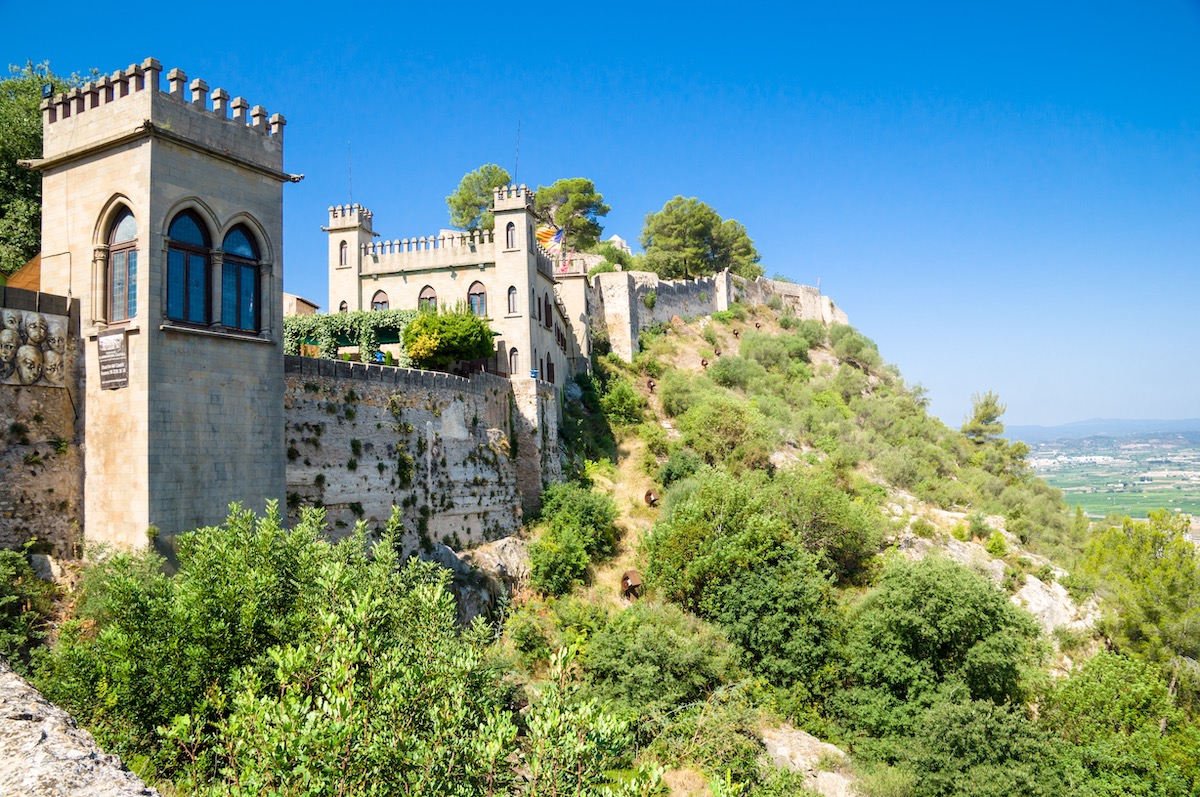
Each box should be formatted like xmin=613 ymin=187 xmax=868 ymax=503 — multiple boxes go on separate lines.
xmin=0 ymin=307 xmax=71 ymax=388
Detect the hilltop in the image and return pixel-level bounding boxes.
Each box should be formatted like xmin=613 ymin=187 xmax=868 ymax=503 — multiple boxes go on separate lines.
xmin=3 ymin=298 xmax=1199 ymax=797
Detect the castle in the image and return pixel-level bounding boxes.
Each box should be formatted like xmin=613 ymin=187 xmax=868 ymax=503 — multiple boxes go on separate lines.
xmin=0 ymin=57 xmax=844 ymax=557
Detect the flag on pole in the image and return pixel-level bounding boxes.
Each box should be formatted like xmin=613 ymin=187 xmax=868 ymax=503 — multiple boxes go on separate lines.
xmin=536 ymin=226 xmax=563 ymax=253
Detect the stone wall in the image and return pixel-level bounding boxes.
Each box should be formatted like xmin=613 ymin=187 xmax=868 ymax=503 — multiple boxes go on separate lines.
xmin=283 ymin=357 xmax=554 ymax=555
xmin=0 ymin=290 xmax=83 ymax=557
xmin=729 ymin=274 xmax=848 ymax=326
xmin=593 ymin=269 xmax=846 ymax=362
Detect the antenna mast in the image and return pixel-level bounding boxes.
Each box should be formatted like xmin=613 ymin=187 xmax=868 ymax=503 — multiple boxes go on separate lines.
xmin=513 ymin=118 xmax=521 ymax=183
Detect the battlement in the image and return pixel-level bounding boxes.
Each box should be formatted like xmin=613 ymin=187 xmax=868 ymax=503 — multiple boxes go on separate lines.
xmin=327 ymin=203 xmax=374 ymax=233
xmin=359 ymin=229 xmax=498 ymax=276
xmin=493 ymin=183 xmax=534 ymax=211
xmin=39 ymin=57 xmax=284 ymax=173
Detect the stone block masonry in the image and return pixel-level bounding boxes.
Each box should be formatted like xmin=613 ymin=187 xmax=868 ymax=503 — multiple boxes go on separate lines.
xmin=283 ymin=357 xmax=556 ymax=556
xmin=0 ymin=291 xmax=83 ymax=557
xmin=592 ymin=269 xmax=848 ymax=361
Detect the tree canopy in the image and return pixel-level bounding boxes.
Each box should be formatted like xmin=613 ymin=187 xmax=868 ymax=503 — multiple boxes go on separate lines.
xmin=533 ymin=178 xmax=609 ymax=251
xmin=640 ymin=196 xmax=763 ymax=280
xmin=402 ymin=306 xmax=496 ymax=371
xmin=1078 ymin=510 xmax=1200 ymax=700
xmin=1 ymin=62 xmax=79 ymax=275
xmin=445 ymin=163 xmax=511 ymax=231
xmin=962 ymin=390 xmax=1006 ymax=444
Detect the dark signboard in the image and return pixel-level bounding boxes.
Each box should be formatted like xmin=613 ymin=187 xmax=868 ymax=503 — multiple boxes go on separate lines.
xmin=98 ymin=329 xmax=128 ymax=390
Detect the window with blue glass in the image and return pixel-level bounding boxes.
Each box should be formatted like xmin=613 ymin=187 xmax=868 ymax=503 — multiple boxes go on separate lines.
xmin=167 ymin=212 xmax=210 ymax=324
xmin=108 ymin=209 xmax=137 ymax=322
xmin=221 ymin=226 xmax=260 ymax=332
xmin=468 ymin=281 xmax=487 ymax=317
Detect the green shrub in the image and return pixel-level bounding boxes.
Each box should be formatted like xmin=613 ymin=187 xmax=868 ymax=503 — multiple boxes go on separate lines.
xmin=910 ymin=518 xmax=936 ymax=538
xmin=402 ymin=305 xmax=495 ymax=371
xmin=0 ymin=548 xmax=57 ymax=674
xmin=588 ymin=260 xmax=617 ymax=278
xmin=986 ymin=531 xmax=1008 ymax=557
xmin=739 ymin=331 xmax=810 ymax=371
xmin=658 ymin=448 xmax=703 ymax=487
xmin=708 ymin=355 xmax=767 ymax=390
xmin=582 ymin=601 xmax=741 ymax=717
xmin=834 ymin=557 xmax=1041 ymax=743
xmin=529 ymin=527 xmax=590 ymax=596
xmin=678 ymin=394 xmax=773 ymax=466
xmin=659 ymin=371 xmax=714 ymax=418
xmin=539 ymin=482 xmax=619 ymax=558
xmin=599 ymin=376 xmax=645 ymax=425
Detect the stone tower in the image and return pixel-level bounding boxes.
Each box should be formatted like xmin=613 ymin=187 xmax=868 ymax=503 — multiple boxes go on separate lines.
xmin=324 ymin=204 xmax=375 ymax=313
xmin=31 ymin=58 xmax=295 ymax=549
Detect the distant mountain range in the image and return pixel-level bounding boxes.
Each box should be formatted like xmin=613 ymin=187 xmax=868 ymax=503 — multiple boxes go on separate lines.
xmin=1007 ymin=418 xmax=1200 ymax=443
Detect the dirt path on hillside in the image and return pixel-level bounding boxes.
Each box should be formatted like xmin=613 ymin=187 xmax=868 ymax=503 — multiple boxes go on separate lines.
xmin=582 ymin=435 xmax=662 ymax=609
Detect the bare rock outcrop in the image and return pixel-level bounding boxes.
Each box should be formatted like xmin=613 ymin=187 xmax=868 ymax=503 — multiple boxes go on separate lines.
xmin=429 ymin=536 xmax=530 ymax=626
xmin=0 ymin=659 xmax=160 ymax=797
xmin=761 ymin=725 xmax=860 ymax=797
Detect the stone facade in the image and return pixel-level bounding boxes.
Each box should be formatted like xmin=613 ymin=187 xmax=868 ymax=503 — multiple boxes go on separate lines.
xmin=29 ymin=58 xmax=294 ymax=550
xmin=325 ymin=186 xmax=588 ymax=385
xmin=592 ymin=269 xmax=847 ymax=362
xmin=0 ymin=289 xmax=83 ymax=557
xmin=283 ymin=356 xmax=558 ymax=546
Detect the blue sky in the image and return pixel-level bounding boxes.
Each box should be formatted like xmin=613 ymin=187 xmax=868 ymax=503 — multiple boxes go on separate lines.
xmin=4 ymin=1 xmax=1198 ymax=426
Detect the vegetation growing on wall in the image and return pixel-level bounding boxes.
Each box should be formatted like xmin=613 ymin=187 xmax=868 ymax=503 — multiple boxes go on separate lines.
xmin=284 ymin=309 xmax=418 ymax=364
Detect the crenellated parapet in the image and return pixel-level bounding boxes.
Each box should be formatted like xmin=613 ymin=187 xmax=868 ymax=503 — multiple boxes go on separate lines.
xmin=492 ymin=183 xmax=534 ymax=212
xmin=360 ymin=229 xmax=498 ymax=276
xmin=327 ymin=203 xmax=374 ymax=233
xmin=38 ymin=57 xmax=285 ymax=174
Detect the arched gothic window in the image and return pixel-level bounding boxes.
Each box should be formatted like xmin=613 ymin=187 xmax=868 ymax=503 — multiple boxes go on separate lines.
xmin=221 ymin=226 xmax=260 ymax=332
xmin=468 ymin=281 xmax=487 ymax=317
xmin=507 ymin=286 xmax=518 ymax=314
xmin=418 ymin=286 xmax=437 ymax=312
xmin=509 ymin=347 xmax=519 ymax=375
xmin=505 ymin=222 xmax=516 ymax=249
xmin=544 ymin=292 xmax=553 ymax=329
xmin=108 ymin=209 xmax=137 ymax=322
xmin=371 ymin=290 xmax=389 ymax=311
xmin=338 ymin=240 xmax=348 ymax=266
xmin=167 ymin=211 xmax=210 ymax=324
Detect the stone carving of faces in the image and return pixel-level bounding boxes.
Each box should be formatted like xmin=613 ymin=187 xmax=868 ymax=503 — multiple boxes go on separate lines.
xmin=0 ymin=329 xmax=18 ymax=373
xmin=1 ymin=309 xmax=20 ymax=338
xmin=42 ymin=350 xmax=65 ymax=386
xmin=23 ymin=312 xmax=47 ymax=347
xmin=46 ymin=319 xmax=67 ymax=354
xmin=16 ymin=344 xmax=43 ymax=385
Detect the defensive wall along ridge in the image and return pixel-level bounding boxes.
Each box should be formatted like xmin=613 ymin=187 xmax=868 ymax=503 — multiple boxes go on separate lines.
xmin=592 ymin=268 xmax=848 ymax=361
xmin=282 ymin=356 xmax=559 ymax=556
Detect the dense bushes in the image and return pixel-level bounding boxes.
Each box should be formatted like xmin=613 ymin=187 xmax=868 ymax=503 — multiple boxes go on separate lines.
xmin=582 ymin=601 xmax=742 ymax=717
xmin=0 ymin=547 xmax=56 ymax=673
xmin=834 ymin=557 xmax=1041 ymax=746
xmin=31 ymin=505 xmax=659 ymax=796
xmin=403 ymin=306 xmax=496 ymax=370
xmin=528 ymin=483 xmax=619 ymax=596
